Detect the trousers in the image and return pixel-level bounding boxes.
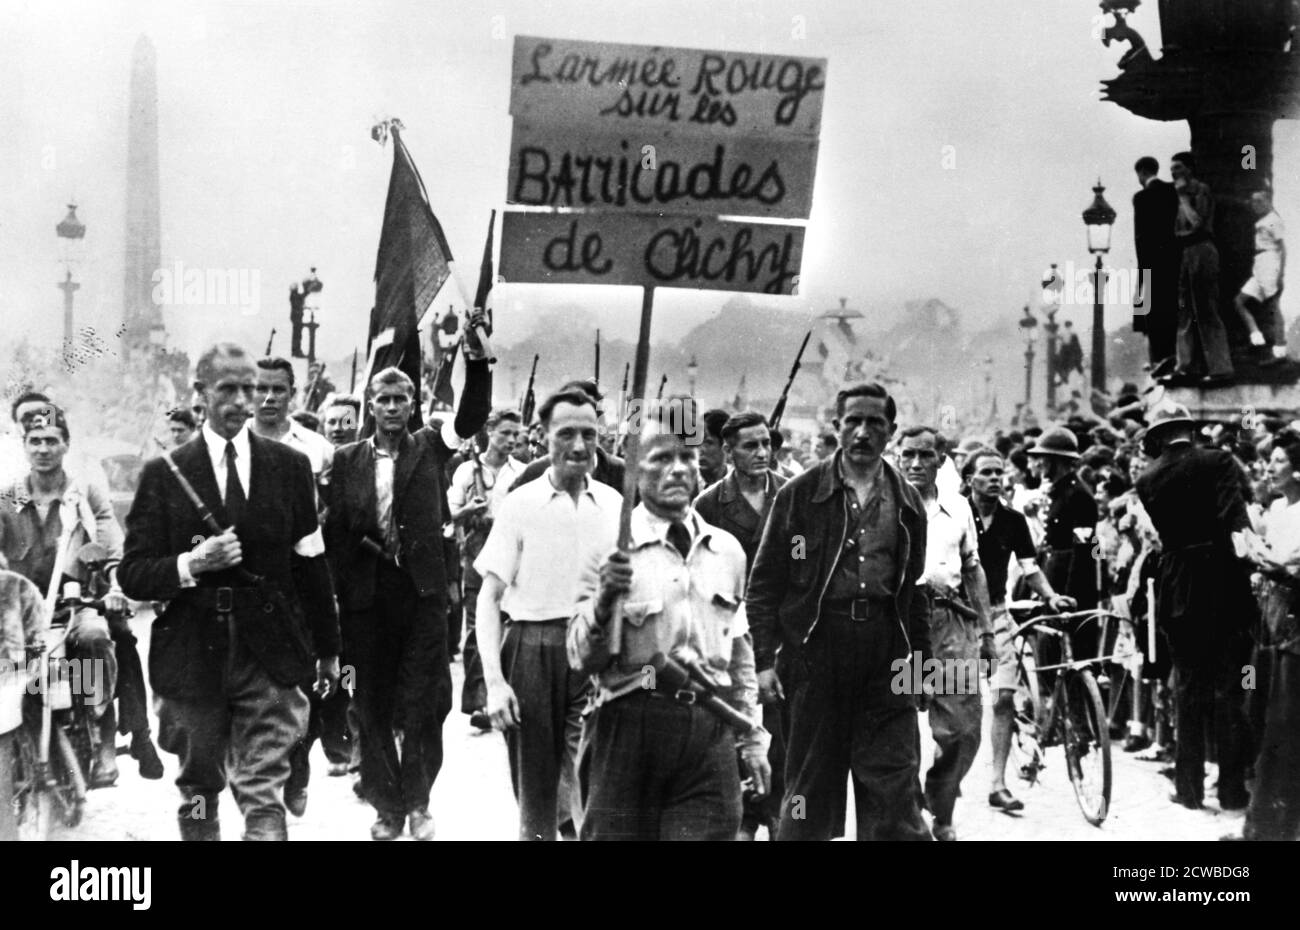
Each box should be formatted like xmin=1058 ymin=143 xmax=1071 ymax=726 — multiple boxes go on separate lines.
xmin=108 ymin=611 xmax=149 ymax=736
xmin=777 ymin=611 xmax=931 ymax=841
xmin=1171 ymin=636 xmax=1251 ymax=806
xmin=68 ymin=610 xmax=117 ymax=719
xmin=158 ymin=617 xmax=309 ymax=841
xmin=924 ymin=603 xmax=983 ymax=825
xmin=343 ymin=561 xmax=451 ymax=817
xmin=500 ymin=618 xmax=587 ymax=840
xmin=459 ymin=570 xmax=486 ymax=714
xmin=1175 ymin=240 xmax=1233 ymax=377
xmin=578 ymin=691 xmax=742 ymax=840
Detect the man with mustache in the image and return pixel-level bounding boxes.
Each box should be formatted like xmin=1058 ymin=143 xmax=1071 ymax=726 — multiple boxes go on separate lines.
xmin=569 ymin=403 xmax=770 ymax=840
xmin=475 ymin=389 xmax=621 ymax=839
xmin=323 ymin=317 xmax=491 ymax=840
xmin=747 ymin=382 xmax=933 ymax=841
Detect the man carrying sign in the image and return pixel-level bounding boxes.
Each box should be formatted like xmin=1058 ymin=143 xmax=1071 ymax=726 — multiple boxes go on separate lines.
xmin=568 ymin=405 xmax=770 ymax=840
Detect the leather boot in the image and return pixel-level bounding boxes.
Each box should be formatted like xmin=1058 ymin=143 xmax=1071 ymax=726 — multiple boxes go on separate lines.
xmin=130 ymin=730 xmax=164 ymax=779
xmin=90 ymin=707 xmax=119 ymax=788
xmin=178 ymin=816 xmax=222 ymax=841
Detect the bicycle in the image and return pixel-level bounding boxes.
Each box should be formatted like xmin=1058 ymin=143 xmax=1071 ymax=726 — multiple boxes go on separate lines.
xmin=1006 ymin=603 xmax=1122 ymax=826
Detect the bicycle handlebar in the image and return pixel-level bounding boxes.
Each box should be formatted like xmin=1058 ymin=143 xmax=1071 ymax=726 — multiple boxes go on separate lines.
xmin=1007 ymin=607 xmax=1122 ymax=641
xmin=53 ymin=596 xmax=134 ymax=621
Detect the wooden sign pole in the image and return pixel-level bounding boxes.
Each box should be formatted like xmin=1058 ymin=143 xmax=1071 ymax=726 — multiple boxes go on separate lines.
xmin=609 ymin=284 xmax=655 ymax=656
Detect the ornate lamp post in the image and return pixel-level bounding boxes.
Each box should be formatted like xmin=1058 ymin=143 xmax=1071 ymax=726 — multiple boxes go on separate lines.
xmin=56 ymin=203 xmax=86 ymax=346
xmin=302 ymin=267 xmax=323 ymax=365
xmin=1019 ymin=304 xmax=1039 ymax=408
xmin=1082 ymin=180 xmax=1117 ymax=392
xmin=1041 ymin=263 xmax=1065 ymax=413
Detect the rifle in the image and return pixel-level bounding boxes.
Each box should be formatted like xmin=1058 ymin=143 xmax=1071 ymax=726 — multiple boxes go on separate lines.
xmin=617 ymin=362 xmax=630 ymax=430
xmin=594 ymin=329 xmax=601 ymax=387
xmin=265 ymin=328 xmax=277 ymax=356
xmin=647 ymin=652 xmax=759 ymax=736
xmin=160 ymin=452 xmax=264 ymax=586
xmin=520 ymin=354 xmax=539 ymax=424
xmin=769 ymin=330 xmax=811 ymax=431
xmin=656 ymin=374 xmax=668 ymax=402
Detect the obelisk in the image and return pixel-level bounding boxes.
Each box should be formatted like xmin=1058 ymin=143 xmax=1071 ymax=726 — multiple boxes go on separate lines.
xmin=122 ymin=34 xmax=164 ymax=357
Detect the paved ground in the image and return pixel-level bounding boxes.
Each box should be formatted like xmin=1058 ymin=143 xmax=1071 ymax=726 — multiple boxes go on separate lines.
xmin=48 ymin=614 xmax=1246 ymax=841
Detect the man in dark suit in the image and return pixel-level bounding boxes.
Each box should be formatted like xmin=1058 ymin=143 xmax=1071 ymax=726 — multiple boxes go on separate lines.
xmin=118 ymin=343 xmax=341 ymax=841
xmin=323 ymin=326 xmax=490 ymax=840
xmin=1136 ymin=405 xmax=1255 ymax=810
xmin=694 ymin=410 xmax=786 ymax=840
xmin=1133 ymin=155 xmax=1181 ymax=369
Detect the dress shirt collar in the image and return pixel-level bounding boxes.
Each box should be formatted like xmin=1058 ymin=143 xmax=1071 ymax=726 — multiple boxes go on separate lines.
xmin=202 ymin=420 xmax=250 ymax=470
xmin=543 ymin=467 xmax=600 ymax=503
xmin=630 ymin=503 xmax=714 ymax=552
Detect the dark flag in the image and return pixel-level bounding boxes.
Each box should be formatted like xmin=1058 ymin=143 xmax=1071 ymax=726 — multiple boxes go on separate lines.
xmin=366 ymin=124 xmax=452 ymax=431
xmin=474 ymin=209 xmax=496 ymax=314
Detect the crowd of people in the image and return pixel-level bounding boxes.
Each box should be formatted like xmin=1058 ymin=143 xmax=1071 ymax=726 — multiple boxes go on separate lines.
xmin=2 ymin=314 xmax=1299 ymax=842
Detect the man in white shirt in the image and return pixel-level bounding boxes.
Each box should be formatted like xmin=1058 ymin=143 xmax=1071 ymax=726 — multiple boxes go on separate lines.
xmin=250 ymin=356 xmax=349 ymax=813
xmin=447 ymin=408 xmax=525 ymax=727
xmin=898 ymin=426 xmax=993 ymax=842
xmin=475 ymin=389 xmax=621 ymax=840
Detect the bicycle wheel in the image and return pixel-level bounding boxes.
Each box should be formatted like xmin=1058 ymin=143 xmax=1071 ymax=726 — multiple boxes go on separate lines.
xmin=1061 ymin=669 xmax=1112 ymax=826
xmin=13 ymin=729 xmax=52 ymax=841
xmin=1010 ymin=640 xmax=1044 ymax=783
xmin=52 ymin=726 xmax=87 ymax=828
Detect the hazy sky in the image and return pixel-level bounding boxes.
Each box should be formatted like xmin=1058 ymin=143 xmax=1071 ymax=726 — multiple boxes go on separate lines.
xmin=2 ymin=0 xmax=1298 ymax=366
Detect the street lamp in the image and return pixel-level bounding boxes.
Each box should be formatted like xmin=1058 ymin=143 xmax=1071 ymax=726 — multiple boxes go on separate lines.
xmin=686 ymin=354 xmax=699 ymax=396
xmin=1040 ymin=263 xmax=1064 ymax=413
xmin=1082 ymin=180 xmax=1117 ymax=393
xmin=56 ymin=203 xmax=86 ymax=346
xmin=1019 ymin=304 xmax=1039 ymax=408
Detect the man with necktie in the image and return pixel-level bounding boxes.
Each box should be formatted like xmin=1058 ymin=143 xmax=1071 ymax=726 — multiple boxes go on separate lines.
xmin=118 ymin=343 xmax=341 ymax=841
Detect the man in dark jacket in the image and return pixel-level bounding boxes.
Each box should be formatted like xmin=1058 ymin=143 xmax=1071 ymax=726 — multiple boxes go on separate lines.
xmin=694 ymin=410 xmax=786 ymax=839
xmin=1136 ymin=405 xmax=1254 ymax=810
xmin=118 ymin=343 xmax=341 ymax=841
xmin=323 ymin=326 xmax=491 ymax=840
xmin=1133 ymin=155 xmax=1180 ymax=368
xmin=747 ymin=382 xmax=932 ymax=841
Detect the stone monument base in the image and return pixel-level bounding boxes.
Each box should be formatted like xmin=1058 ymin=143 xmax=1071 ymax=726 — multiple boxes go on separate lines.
xmin=1164 ymin=376 xmax=1300 ymax=421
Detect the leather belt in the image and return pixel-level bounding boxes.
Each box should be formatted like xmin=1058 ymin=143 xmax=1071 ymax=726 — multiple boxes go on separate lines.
xmin=823 ymin=597 xmax=890 ymax=622
xmin=185 ymin=586 xmax=268 ymax=614
xmin=640 ymin=687 xmax=698 ymax=706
